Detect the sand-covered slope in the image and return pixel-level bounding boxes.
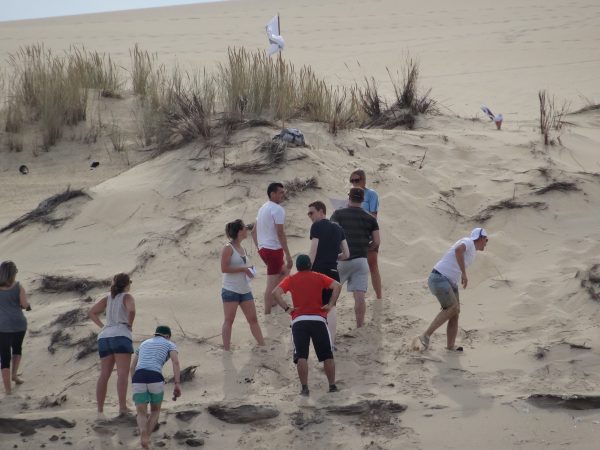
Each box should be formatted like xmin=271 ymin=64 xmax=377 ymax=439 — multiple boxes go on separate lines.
xmin=1 ymin=0 xmax=600 ymax=448
xmin=1 ymin=109 xmax=600 ymax=449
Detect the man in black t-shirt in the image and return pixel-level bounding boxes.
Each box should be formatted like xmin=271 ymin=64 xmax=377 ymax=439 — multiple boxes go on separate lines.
xmin=330 ymin=188 xmax=380 ymax=327
xmin=307 ymin=201 xmax=350 ymax=345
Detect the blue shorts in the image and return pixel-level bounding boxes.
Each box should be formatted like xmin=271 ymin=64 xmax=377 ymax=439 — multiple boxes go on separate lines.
xmin=98 ymin=336 xmax=134 ymax=358
xmin=221 ymin=288 xmax=253 ymax=303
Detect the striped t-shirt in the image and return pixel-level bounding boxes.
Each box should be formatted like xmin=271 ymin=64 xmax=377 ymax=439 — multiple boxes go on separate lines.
xmin=330 ymin=207 xmax=379 ymax=259
xmin=134 ymin=336 xmax=177 ymax=374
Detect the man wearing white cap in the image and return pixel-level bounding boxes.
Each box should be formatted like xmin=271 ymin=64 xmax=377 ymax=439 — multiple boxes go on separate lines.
xmin=418 ymin=228 xmax=488 ymax=351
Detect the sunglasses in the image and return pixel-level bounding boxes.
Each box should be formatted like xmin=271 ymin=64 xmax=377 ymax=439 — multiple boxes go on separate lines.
xmin=350 ymin=178 xmax=361 ymax=183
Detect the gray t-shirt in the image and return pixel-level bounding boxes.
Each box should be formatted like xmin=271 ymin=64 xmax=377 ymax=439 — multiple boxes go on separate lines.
xmin=0 ymin=282 xmax=27 ymax=333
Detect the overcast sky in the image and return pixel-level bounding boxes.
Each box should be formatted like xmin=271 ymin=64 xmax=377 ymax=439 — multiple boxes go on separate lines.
xmin=0 ymin=1 xmax=220 ymax=22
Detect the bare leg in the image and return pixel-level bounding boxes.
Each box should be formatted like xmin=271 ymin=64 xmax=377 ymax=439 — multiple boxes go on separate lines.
xmin=222 ymin=302 xmax=239 ymax=351
xmin=424 ymin=302 xmax=459 ymax=338
xmin=1 ymin=368 xmax=11 ymax=394
xmin=264 ymin=274 xmax=282 ymax=315
xmin=353 ymin=291 xmax=366 ymax=327
xmin=136 ymin=403 xmax=150 ymax=449
xmin=367 ymin=251 xmax=382 ymax=299
xmin=96 ymin=355 xmax=115 ymax=413
xmin=323 ymin=359 xmax=335 ymax=385
xmin=239 ymin=300 xmax=265 ymax=346
xmin=296 ymin=358 xmax=309 ymax=385
xmin=147 ymin=403 xmax=161 ymax=439
xmin=446 ymin=310 xmax=460 ymax=349
xmin=114 ymin=353 xmax=132 ymax=414
xmin=327 ymin=307 xmax=337 ymax=346
xmin=11 ymin=355 xmax=23 ymax=384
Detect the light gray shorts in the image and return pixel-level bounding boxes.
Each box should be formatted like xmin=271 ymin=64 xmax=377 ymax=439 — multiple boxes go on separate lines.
xmin=338 ymin=258 xmax=369 ymax=292
xmin=428 ymin=271 xmax=459 ymax=309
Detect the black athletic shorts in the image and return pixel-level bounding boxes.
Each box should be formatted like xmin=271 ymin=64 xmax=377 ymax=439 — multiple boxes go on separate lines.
xmin=292 ymin=320 xmax=333 ymax=363
xmin=313 ymin=266 xmax=339 ymax=306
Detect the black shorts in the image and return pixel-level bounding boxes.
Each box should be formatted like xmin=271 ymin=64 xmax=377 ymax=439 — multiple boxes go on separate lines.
xmin=313 ymin=266 xmax=339 ymax=306
xmin=0 ymin=330 xmax=26 ymax=369
xmin=292 ymin=320 xmax=333 ymax=363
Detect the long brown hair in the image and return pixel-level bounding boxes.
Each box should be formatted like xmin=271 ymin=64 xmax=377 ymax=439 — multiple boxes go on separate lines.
xmin=111 ymin=273 xmax=131 ymax=297
xmin=0 ymin=261 xmax=17 ymax=287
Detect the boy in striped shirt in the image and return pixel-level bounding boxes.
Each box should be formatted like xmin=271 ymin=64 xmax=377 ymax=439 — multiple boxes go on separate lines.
xmin=131 ymin=325 xmax=182 ymax=449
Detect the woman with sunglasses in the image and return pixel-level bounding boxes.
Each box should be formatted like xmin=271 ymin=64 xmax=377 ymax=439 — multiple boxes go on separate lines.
xmin=220 ymin=219 xmax=265 ymax=351
xmin=349 ymin=169 xmax=382 ymax=299
xmin=89 ymin=273 xmax=136 ymax=417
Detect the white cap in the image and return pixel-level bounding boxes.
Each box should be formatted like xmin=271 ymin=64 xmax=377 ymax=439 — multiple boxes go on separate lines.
xmin=470 ymin=227 xmax=488 ymax=240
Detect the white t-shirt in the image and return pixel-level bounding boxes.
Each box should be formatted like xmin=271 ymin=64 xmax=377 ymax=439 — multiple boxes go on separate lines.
xmin=433 ymin=237 xmax=477 ymax=286
xmin=256 ymin=201 xmax=285 ymax=250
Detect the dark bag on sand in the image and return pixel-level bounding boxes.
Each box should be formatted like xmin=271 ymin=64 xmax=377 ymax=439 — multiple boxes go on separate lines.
xmin=273 ymin=128 xmax=305 ymax=146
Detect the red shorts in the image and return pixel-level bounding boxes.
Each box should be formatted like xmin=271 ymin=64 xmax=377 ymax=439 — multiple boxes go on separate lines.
xmin=258 ymin=248 xmax=284 ymax=275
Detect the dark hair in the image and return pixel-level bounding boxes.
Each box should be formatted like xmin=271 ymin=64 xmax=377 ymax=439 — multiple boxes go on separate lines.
xmin=0 ymin=261 xmax=17 ymax=287
xmin=111 ymin=273 xmax=131 ymax=298
xmin=296 ymin=254 xmax=312 ymax=271
xmin=267 ymin=182 xmax=284 ymax=199
xmin=225 ymin=219 xmax=245 ymax=240
xmin=350 ymin=169 xmax=366 ymax=182
xmin=308 ymin=201 xmax=326 ymax=215
xmin=348 ymin=187 xmax=365 ymax=202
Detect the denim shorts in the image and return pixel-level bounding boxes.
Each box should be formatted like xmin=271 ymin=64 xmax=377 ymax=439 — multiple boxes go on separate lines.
xmin=428 ymin=271 xmax=459 ymax=309
xmin=97 ymin=336 xmax=134 ymax=358
xmin=221 ymin=288 xmax=254 ymax=303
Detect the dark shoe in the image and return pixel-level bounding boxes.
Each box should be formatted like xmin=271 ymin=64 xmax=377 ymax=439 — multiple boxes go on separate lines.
xmin=300 ymin=385 xmax=310 ymax=396
xmin=328 ymin=384 xmax=338 ymax=393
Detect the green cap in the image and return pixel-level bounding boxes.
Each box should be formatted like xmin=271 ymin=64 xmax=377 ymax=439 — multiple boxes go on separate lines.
xmin=155 ymin=325 xmax=172 ymax=337
xmin=296 ymin=254 xmax=312 ymax=271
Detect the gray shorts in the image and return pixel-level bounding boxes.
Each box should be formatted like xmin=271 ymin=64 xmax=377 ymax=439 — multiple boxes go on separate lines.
xmin=428 ymin=271 xmax=459 ymax=309
xmin=338 ymin=258 xmax=369 ymax=292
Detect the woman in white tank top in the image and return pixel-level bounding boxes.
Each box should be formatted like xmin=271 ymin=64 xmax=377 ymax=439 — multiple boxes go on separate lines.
xmin=89 ymin=273 xmax=136 ymax=417
xmin=220 ymin=220 xmax=265 ymax=351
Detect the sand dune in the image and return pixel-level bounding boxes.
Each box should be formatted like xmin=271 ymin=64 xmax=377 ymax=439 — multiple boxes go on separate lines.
xmin=1 ymin=1 xmax=600 ymax=449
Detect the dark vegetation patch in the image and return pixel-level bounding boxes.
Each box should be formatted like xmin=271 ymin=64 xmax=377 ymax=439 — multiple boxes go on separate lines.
xmin=48 ymin=329 xmax=97 ymax=359
xmin=580 ymin=264 xmax=600 ymax=302
xmin=0 ymin=417 xmax=75 ymax=435
xmin=534 ymin=181 xmax=580 ymax=195
xmin=51 ymin=308 xmax=87 ymax=327
xmin=167 ymin=365 xmax=197 ymax=384
xmin=528 ymin=394 xmax=600 ymax=410
xmin=227 ymin=140 xmax=288 ymax=173
xmin=0 ymin=188 xmax=91 ymax=233
xmin=207 ymin=403 xmax=279 ymax=424
xmin=39 ymin=275 xmax=110 ymax=295
xmin=472 ymin=199 xmax=547 ymax=222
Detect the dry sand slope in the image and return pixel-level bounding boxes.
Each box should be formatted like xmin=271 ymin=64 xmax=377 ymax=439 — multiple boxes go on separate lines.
xmin=1 ymin=0 xmax=600 ymax=449
xmin=1 ymin=109 xmax=600 ymax=449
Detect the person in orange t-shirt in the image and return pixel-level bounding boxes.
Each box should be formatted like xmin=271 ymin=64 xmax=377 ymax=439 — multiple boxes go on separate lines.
xmin=272 ymin=254 xmax=341 ymax=397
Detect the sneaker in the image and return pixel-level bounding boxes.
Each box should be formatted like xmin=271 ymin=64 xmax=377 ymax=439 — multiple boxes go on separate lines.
xmin=328 ymin=384 xmax=338 ymax=393
xmin=300 ymin=385 xmax=310 ymax=396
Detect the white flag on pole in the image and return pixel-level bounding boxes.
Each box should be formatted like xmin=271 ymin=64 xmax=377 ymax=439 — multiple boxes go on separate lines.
xmin=266 ymin=14 xmax=284 ymax=56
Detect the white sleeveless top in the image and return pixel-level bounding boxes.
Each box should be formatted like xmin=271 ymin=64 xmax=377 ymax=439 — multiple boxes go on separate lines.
xmin=98 ymin=292 xmax=132 ymax=340
xmin=222 ymin=244 xmax=252 ymax=294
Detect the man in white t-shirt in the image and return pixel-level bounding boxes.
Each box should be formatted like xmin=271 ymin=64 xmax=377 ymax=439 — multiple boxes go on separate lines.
xmin=251 ymin=182 xmax=293 ymax=314
xmin=417 ymin=228 xmax=489 ymax=351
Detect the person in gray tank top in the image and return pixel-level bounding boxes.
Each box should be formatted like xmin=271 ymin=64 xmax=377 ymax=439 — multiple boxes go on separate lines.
xmin=89 ymin=273 xmax=136 ymax=417
xmin=0 ymin=261 xmax=30 ymax=395
xmin=220 ymin=219 xmax=265 ymax=351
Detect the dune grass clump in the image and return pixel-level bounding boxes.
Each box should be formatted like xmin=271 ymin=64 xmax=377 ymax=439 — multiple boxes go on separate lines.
xmin=68 ymin=46 xmax=124 ymax=96
xmin=6 ymin=45 xmax=89 ymax=149
xmin=130 ymin=44 xmax=156 ymax=97
xmin=228 ymin=140 xmax=288 ymax=173
xmin=539 ymin=90 xmax=569 ymax=145
xmin=218 ymin=48 xmax=365 ymax=132
xmin=284 ymin=177 xmax=318 ymax=197
xmin=357 ymin=56 xmax=435 ymax=130
xmin=39 ymin=275 xmax=110 ymax=294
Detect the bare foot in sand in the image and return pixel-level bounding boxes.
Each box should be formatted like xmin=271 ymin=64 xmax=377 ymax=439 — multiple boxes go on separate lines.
xmin=13 ymin=375 xmax=24 ymax=385
xmin=141 ymin=431 xmax=150 ymax=449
